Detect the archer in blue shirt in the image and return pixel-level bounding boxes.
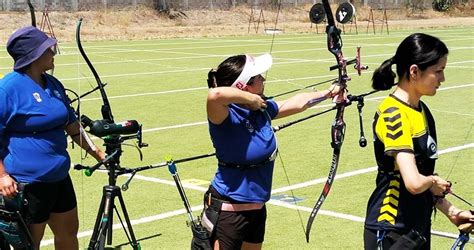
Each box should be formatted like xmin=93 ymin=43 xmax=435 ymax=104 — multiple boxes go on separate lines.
xmin=0 ymin=26 xmax=105 ymax=250
xmin=203 ymin=53 xmax=342 ymax=250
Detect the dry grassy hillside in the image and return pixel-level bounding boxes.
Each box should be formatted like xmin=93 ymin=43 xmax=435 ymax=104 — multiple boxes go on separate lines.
xmin=0 ymin=5 xmax=473 ymax=43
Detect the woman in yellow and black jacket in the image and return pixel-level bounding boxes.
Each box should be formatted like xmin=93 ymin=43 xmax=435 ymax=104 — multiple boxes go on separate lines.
xmin=363 ymin=33 xmax=473 ymax=250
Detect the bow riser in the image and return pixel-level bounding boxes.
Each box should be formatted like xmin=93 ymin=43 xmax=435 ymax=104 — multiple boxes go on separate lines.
xmin=331 ymin=109 xmax=346 ymax=149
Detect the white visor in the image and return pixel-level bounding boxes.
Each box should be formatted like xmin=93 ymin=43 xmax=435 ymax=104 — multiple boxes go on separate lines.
xmin=231 ymin=53 xmax=273 ymax=89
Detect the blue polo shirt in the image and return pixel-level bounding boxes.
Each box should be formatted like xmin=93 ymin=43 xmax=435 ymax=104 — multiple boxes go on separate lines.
xmin=209 ymin=100 xmax=279 ymax=203
xmin=0 ymin=71 xmax=76 ymax=183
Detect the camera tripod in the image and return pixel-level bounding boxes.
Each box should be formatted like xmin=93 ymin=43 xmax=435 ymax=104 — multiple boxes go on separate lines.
xmin=88 ymin=184 xmax=139 ymax=250
xmin=75 ymin=137 xmax=140 ymax=250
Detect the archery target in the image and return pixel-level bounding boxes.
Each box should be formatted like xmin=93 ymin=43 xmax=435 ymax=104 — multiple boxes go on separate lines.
xmin=335 ymin=2 xmax=355 ymax=24
xmin=309 ymin=3 xmax=326 ymax=24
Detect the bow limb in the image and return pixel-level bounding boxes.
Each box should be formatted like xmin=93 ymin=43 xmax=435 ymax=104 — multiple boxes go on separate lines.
xmin=76 ymin=18 xmax=122 ymax=185
xmin=305 ymin=103 xmax=346 ymax=242
xmin=76 ymin=18 xmax=114 ymax=123
xmin=27 ymin=0 xmax=36 ymax=27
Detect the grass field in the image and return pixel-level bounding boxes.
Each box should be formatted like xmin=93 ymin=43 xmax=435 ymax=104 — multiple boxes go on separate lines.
xmin=0 ymin=25 xmax=473 ymax=249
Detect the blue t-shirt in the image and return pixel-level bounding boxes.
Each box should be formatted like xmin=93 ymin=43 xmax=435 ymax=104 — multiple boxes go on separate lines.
xmin=209 ymin=100 xmax=279 ymax=203
xmin=0 ymin=71 xmax=76 ymax=183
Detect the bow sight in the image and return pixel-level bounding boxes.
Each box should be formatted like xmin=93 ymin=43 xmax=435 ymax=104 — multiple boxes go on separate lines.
xmin=80 ymin=115 xmax=146 ymax=145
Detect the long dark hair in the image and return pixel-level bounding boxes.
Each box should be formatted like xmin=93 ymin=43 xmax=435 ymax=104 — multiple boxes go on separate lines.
xmin=372 ymin=33 xmax=449 ymax=91
xmin=207 ymin=55 xmax=245 ymax=88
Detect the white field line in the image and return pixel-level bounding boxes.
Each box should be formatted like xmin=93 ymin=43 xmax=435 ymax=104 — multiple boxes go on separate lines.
xmin=19 ymin=26 xmax=474 ymax=57
xmin=77 ymin=83 xmax=472 ymax=143
xmin=1 ymin=27 xmax=472 ymax=61
xmin=76 ymin=82 xmax=472 ymax=143
xmin=58 ymin=58 xmax=341 ymax=82
xmin=77 ymin=71 xmax=356 ymax=102
xmin=430 ymin=109 xmax=474 ymax=117
xmin=265 ymin=201 xmax=467 ymax=241
xmin=48 ymin=143 xmax=474 ymax=246
xmin=142 ymin=121 xmax=208 ymax=133
xmin=76 ymin=68 xmax=474 ymax=102
xmin=45 ymin=27 xmax=473 ymax=52
xmin=140 ymin=83 xmax=474 ymax=134
xmin=449 ymin=60 xmax=474 ymax=65
xmin=100 ymin=82 xmax=469 ymax=136
xmin=2 ymin=41 xmax=472 ymax=71
xmin=28 ymin=35 xmax=474 ymax=61
xmin=75 ymin=38 xmax=471 ymax=72
xmin=58 ymin=45 xmax=474 ymax=70
xmin=271 ymin=143 xmax=474 ymax=194
xmin=40 ymin=205 xmax=204 ymax=247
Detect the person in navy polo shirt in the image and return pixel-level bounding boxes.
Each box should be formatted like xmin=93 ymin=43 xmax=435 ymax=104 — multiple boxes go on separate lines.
xmin=202 ymin=54 xmax=342 ymax=249
xmin=0 ymin=26 xmax=105 ymax=249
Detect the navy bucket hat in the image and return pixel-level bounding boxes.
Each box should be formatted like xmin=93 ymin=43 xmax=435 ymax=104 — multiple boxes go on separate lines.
xmin=6 ymin=26 xmax=57 ymax=70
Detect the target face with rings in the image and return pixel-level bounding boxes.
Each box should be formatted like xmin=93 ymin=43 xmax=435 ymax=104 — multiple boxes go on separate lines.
xmin=309 ymin=3 xmax=326 ymax=24
xmin=335 ymin=2 xmax=355 ymax=24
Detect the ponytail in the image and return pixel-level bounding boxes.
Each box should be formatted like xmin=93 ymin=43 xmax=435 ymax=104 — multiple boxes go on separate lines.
xmin=207 ymin=69 xmax=217 ymax=88
xmin=372 ymin=33 xmax=449 ymax=91
xmin=207 ymin=55 xmax=246 ymax=88
xmin=372 ymin=57 xmax=396 ymax=91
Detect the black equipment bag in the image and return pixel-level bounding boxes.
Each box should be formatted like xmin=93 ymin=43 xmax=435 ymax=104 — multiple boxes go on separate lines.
xmin=388 ymin=229 xmax=427 ymax=250
xmin=0 ymin=183 xmax=34 ymax=249
xmin=191 ymin=223 xmax=212 ymax=250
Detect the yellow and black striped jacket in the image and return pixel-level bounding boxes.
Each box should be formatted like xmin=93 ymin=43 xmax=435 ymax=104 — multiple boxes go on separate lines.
xmin=365 ymin=94 xmax=437 ymax=238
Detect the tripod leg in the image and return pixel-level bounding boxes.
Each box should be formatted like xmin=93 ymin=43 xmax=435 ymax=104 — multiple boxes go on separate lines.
xmin=105 ymin=192 xmax=114 ymax=246
xmin=88 ymin=192 xmax=107 ymax=249
xmin=89 ymin=185 xmax=140 ymax=250
xmin=115 ymin=190 xmax=140 ymax=249
xmin=88 ymin=187 xmax=115 ymax=250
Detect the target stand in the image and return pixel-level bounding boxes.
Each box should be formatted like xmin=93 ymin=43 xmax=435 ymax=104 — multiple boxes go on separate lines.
xmin=248 ymin=5 xmax=266 ymax=34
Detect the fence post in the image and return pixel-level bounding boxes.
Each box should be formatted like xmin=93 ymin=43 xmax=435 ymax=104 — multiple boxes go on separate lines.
xmin=5 ymin=0 xmax=11 ymax=11
xmin=71 ymin=0 xmax=78 ymax=11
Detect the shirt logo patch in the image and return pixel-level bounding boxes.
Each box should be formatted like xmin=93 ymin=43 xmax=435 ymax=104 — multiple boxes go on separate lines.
xmin=427 ymin=135 xmax=438 ymax=159
xmin=53 ymin=90 xmax=61 ymax=99
xmin=245 ymin=119 xmax=254 ymax=133
xmin=33 ymin=92 xmax=42 ymax=102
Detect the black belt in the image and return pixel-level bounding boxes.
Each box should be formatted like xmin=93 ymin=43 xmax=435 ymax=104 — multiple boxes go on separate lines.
xmin=217 ymin=150 xmax=278 ymax=170
xmin=8 ymin=124 xmax=65 ymax=135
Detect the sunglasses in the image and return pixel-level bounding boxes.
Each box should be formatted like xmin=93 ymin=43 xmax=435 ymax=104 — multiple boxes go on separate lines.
xmin=247 ymin=74 xmax=264 ymax=86
xmin=50 ymin=45 xmax=57 ymax=56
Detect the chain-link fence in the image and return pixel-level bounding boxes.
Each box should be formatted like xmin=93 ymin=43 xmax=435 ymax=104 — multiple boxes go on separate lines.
xmin=0 ymin=0 xmax=437 ymax=11
xmin=1 ymin=0 xmax=152 ymax=11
